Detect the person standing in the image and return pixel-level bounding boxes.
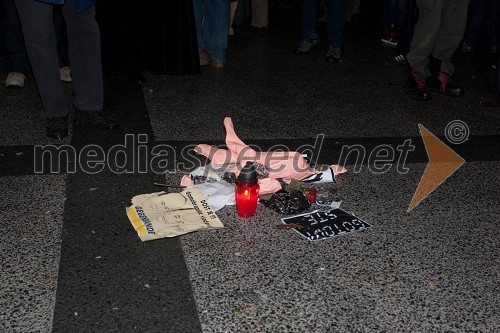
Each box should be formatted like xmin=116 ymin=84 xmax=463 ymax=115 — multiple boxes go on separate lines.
xmin=15 ymin=0 xmax=118 ymax=139
xmin=193 ymin=0 xmax=231 ymax=69
xmin=405 ymin=0 xmax=468 ymax=100
xmin=294 ymin=0 xmax=346 ymax=64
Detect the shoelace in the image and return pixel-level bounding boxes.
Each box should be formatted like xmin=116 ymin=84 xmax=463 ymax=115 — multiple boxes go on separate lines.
xmin=439 ymin=72 xmax=448 ymax=92
xmin=412 ymin=72 xmax=425 ymax=89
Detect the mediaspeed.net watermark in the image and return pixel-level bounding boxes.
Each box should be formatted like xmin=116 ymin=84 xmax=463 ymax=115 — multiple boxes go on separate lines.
xmin=33 ymin=134 xmax=418 ymax=175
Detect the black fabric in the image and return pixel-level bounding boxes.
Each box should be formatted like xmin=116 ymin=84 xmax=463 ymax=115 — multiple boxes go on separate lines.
xmin=96 ymin=0 xmax=200 ymax=75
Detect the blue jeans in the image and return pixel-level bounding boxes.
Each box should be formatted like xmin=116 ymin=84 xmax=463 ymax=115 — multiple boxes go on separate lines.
xmin=193 ymin=0 xmax=230 ymax=64
xmin=300 ymin=0 xmax=346 ymax=48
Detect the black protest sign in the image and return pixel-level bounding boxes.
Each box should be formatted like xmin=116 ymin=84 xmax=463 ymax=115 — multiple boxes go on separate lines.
xmin=281 ymin=209 xmax=371 ymax=241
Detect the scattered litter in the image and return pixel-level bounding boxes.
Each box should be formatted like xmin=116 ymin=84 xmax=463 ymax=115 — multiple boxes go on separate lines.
xmin=320 ymin=267 xmax=326 ymax=271
xmin=74 ymin=312 xmax=78 ymax=316
xmin=125 ymin=117 xmax=353 ymax=241
xmin=281 ymin=209 xmax=371 ymax=241
xmin=233 ymin=304 xmax=253 ymax=313
xmin=15 ymin=152 xmax=23 ymax=156
xmin=91 ymin=230 xmax=96 ymax=234
xmin=428 ymin=281 xmax=438 ymax=289
xmin=89 ymin=188 xmax=98 ymax=192
xmin=95 ymin=256 xmax=102 ymax=259
xmin=185 ymin=117 xmax=347 ymax=194
xmin=144 ymin=284 xmax=151 ymax=288
xmin=234 ymin=252 xmax=241 ymax=257
xmin=261 ymin=190 xmax=310 ymax=215
xmin=192 ymin=180 xmax=235 ymax=212
xmin=112 ymin=307 xmax=119 ymax=310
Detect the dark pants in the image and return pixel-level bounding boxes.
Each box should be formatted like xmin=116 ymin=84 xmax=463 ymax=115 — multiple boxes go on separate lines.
xmin=397 ymin=0 xmax=416 ymax=55
xmin=3 ymin=0 xmax=70 ymax=74
xmin=15 ymin=0 xmax=102 ymax=118
xmin=3 ymin=0 xmax=30 ymax=74
xmin=300 ymin=0 xmax=346 ymax=48
xmin=383 ymin=0 xmax=397 ymax=32
xmin=463 ymin=0 xmax=498 ymax=51
xmin=406 ymin=0 xmax=469 ymax=78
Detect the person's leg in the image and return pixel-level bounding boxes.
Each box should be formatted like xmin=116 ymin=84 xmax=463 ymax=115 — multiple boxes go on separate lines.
xmin=396 ymin=0 xmax=415 ymax=55
xmin=250 ymin=0 xmax=268 ymax=28
xmin=326 ymin=0 xmax=346 ymax=49
xmin=406 ymin=0 xmax=443 ymax=79
xmin=54 ymin=5 xmax=69 ymax=68
xmin=3 ymin=0 xmax=30 ymax=75
xmin=486 ymin=0 xmax=498 ymax=51
xmin=15 ymin=0 xmax=68 ymax=118
xmin=193 ymin=0 xmax=205 ymax=51
xmin=61 ymin=0 xmax=103 ymax=111
xmin=61 ymin=0 xmax=117 ymax=129
xmin=204 ymin=0 xmax=230 ymax=65
xmin=405 ymin=0 xmax=443 ymax=100
xmin=424 ymin=0 xmax=468 ymax=96
xmin=299 ymin=0 xmax=318 ymax=42
xmin=229 ymin=0 xmax=239 ymax=35
xmin=431 ymin=0 xmax=468 ymax=76
xmin=383 ymin=0 xmax=398 ymax=32
xmin=462 ymin=0 xmax=487 ymax=49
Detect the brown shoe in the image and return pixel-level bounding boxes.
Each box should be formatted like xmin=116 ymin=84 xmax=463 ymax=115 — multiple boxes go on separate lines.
xmin=199 ymin=51 xmax=209 ymax=67
xmin=209 ymin=55 xmax=224 ymax=69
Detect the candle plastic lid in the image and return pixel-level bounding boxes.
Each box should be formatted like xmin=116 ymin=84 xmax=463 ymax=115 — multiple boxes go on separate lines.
xmin=237 ymin=162 xmax=258 ymax=184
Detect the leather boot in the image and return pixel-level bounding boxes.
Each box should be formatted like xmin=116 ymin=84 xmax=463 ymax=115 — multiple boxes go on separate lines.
xmin=46 ymin=115 xmax=68 ymax=139
xmin=79 ymin=110 xmax=120 ymax=130
xmin=426 ymin=72 xmax=465 ymax=96
xmin=406 ymin=72 xmax=432 ymax=101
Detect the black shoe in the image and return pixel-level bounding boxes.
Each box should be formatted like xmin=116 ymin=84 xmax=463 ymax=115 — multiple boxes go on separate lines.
xmin=384 ymin=53 xmax=406 ymax=67
xmin=325 ymin=47 xmax=342 ymax=63
xmin=127 ymin=71 xmax=146 ymax=84
xmin=46 ymin=116 xmax=68 ymax=139
xmin=240 ymin=26 xmax=268 ymax=37
xmin=406 ymin=72 xmax=432 ymax=101
xmin=426 ymin=72 xmax=465 ymax=97
xmin=79 ymin=110 xmax=119 ymax=130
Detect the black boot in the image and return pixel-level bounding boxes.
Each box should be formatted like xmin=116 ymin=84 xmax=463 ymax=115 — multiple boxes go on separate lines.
xmin=46 ymin=116 xmax=68 ymax=139
xmin=406 ymin=72 xmax=432 ymax=101
xmin=79 ymin=110 xmax=120 ymax=130
xmin=426 ymin=72 xmax=465 ymax=96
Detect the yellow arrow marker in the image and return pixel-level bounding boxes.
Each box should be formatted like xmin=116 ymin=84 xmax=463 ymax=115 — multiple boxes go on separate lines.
xmin=408 ymin=124 xmax=465 ymax=212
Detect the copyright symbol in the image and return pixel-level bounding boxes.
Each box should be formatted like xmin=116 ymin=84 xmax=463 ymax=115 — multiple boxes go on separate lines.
xmin=445 ymin=120 xmax=469 ymax=144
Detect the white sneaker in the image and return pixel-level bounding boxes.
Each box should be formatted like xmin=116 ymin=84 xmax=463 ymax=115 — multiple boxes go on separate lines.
xmin=60 ymin=66 xmax=72 ymax=82
xmin=5 ymin=72 xmax=26 ymax=88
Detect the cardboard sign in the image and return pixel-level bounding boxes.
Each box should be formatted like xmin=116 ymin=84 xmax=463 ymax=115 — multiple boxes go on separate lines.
xmin=127 ymin=187 xmax=223 ymax=242
xmin=281 ymin=209 xmax=371 ymax=241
